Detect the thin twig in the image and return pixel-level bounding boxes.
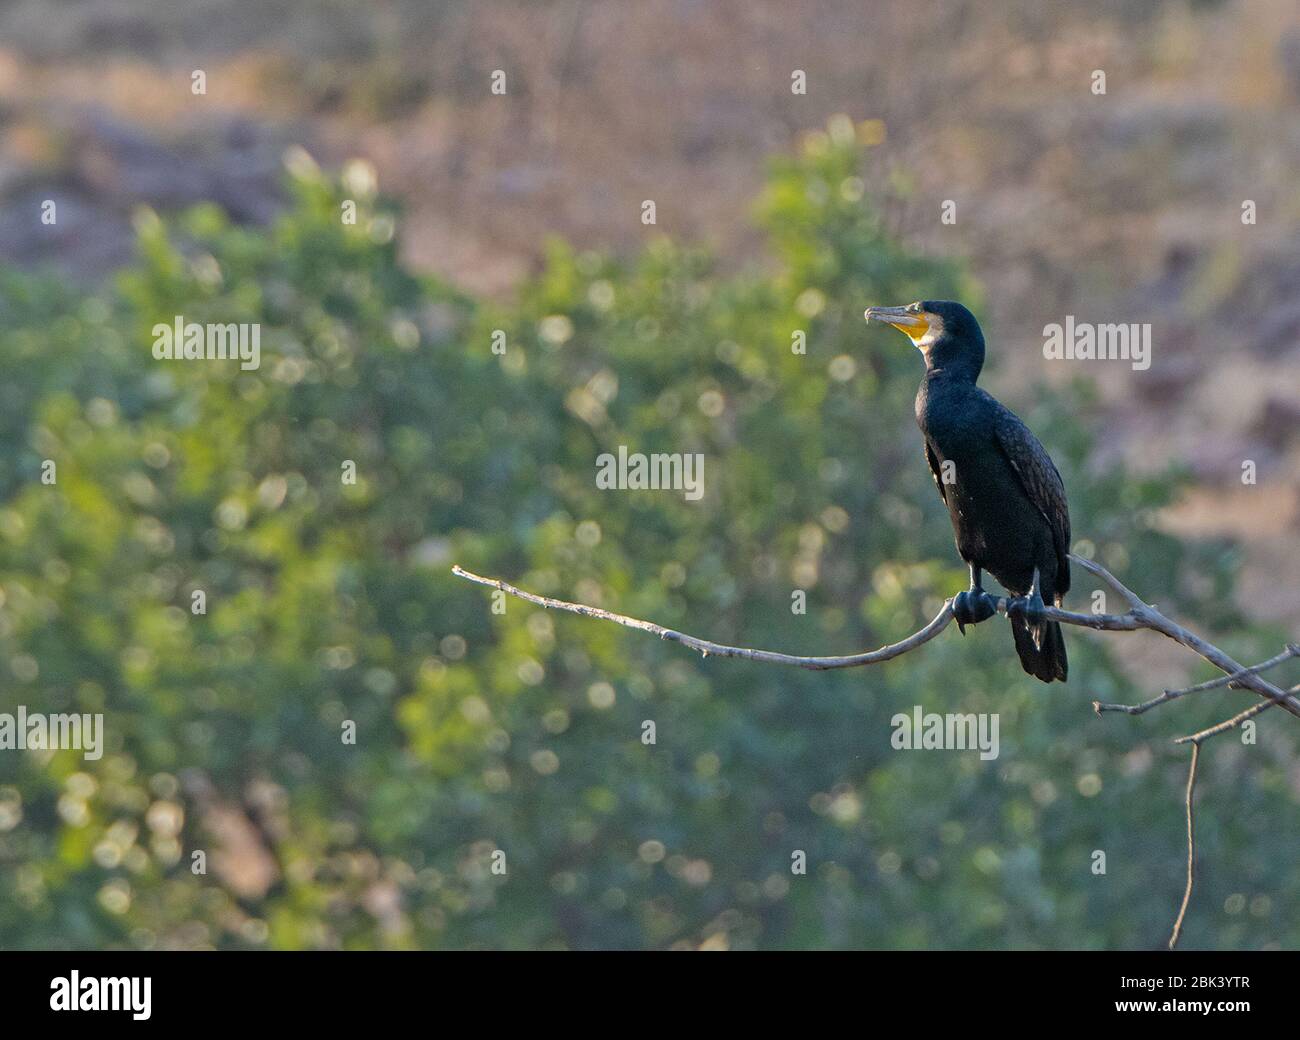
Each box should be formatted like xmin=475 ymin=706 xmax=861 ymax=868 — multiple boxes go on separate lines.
xmin=1071 ymin=554 xmax=1147 ymax=612
xmin=1168 ymin=742 xmax=1201 ymax=950
xmin=1175 ymin=682 xmax=1300 ymax=745
xmin=1095 ymin=645 xmax=1299 ymax=716
xmin=1166 ymin=645 xmax=1299 ymax=697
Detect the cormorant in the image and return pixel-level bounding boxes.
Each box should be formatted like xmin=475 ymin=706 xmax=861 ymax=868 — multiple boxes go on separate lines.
xmin=865 ymin=301 xmax=1071 ymax=682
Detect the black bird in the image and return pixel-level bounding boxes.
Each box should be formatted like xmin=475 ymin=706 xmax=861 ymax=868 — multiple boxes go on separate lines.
xmin=865 ymin=301 xmax=1071 ymax=682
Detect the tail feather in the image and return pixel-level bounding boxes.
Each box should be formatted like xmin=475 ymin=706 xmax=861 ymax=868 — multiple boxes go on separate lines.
xmin=1010 ymin=614 xmax=1068 ymax=683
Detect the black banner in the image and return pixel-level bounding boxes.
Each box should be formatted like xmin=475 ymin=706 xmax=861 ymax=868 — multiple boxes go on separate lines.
xmin=0 ymin=950 xmax=1288 ymax=1027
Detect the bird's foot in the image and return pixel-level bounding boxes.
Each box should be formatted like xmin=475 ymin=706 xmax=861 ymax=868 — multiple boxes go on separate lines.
xmin=1006 ymin=587 xmax=1047 ymax=626
xmin=952 ymin=588 xmax=997 ymax=633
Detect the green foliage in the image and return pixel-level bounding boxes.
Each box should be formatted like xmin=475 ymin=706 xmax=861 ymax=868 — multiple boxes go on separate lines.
xmin=0 ymin=123 xmax=1293 ymax=950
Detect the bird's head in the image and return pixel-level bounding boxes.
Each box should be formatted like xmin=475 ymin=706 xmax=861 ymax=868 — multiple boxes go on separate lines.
xmin=864 ymin=300 xmax=985 ymax=378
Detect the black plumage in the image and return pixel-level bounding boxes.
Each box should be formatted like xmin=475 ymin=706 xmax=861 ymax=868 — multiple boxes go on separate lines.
xmin=866 ymin=300 xmax=1071 ymax=682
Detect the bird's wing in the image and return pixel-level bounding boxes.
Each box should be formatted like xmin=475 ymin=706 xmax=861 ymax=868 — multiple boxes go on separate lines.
xmin=988 ymin=398 xmax=1072 ymax=590
xmin=924 ymin=440 xmax=947 ymax=505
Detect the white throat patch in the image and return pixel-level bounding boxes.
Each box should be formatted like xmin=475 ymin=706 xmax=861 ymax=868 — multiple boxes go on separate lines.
xmin=915 ymin=314 xmax=945 ymax=351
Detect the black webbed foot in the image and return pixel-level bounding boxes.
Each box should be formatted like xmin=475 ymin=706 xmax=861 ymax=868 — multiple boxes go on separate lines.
xmin=1006 ymin=568 xmax=1047 ymax=626
xmin=952 ymin=588 xmax=997 ymax=633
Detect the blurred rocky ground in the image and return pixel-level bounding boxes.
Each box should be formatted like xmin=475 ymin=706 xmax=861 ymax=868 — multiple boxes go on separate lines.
xmin=0 ymin=0 xmax=1296 ymax=625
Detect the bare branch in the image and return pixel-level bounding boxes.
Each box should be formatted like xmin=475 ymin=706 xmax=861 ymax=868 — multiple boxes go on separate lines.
xmin=452 ymin=554 xmax=1300 ymax=717
xmin=1094 ymin=694 xmax=1170 ymax=716
xmin=1072 ymin=553 xmax=1147 ymax=612
xmin=1060 ymin=556 xmax=1300 ymax=721
xmin=1166 ymin=644 xmax=1299 ymax=698
xmin=1168 ymin=742 xmax=1201 ymax=950
xmin=1094 ymin=645 xmax=1299 ymax=717
xmin=451 ymin=565 xmax=956 ymax=670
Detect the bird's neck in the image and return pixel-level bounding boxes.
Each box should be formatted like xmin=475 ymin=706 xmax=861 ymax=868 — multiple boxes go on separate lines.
xmin=923 ymin=337 xmax=983 ymax=382
xmin=923 ymin=360 xmax=980 ymax=384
